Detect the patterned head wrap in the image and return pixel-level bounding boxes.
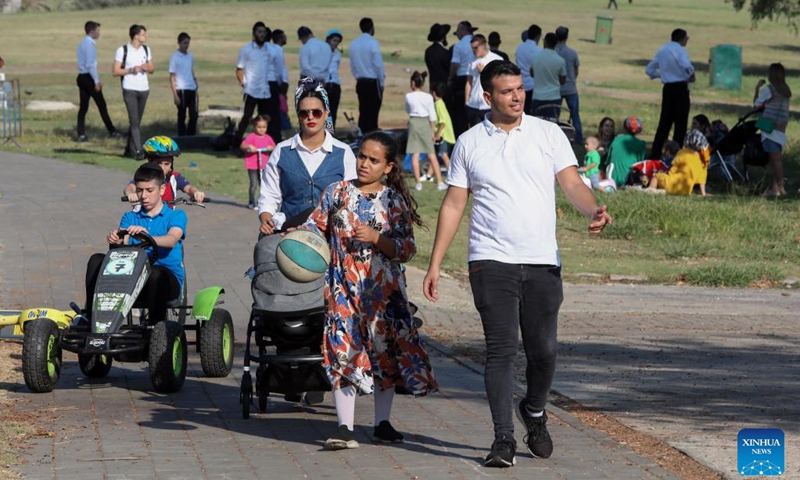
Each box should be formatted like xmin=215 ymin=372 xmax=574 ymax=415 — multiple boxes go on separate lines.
xmin=683 ymin=129 xmax=709 ymax=152
xmin=294 ymin=77 xmax=333 ymax=134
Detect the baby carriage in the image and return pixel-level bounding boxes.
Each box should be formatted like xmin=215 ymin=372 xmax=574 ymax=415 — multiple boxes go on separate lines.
xmin=240 ymin=213 xmax=331 ymax=419
xmin=533 ymin=104 xmax=577 ymax=144
xmin=710 ymin=109 xmax=769 ymax=183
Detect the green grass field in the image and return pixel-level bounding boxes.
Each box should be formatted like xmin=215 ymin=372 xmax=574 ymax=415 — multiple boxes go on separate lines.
xmin=1 ymin=0 xmax=799 ymax=286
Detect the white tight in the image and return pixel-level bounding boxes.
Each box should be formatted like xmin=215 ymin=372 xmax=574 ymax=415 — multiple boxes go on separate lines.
xmin=332 ymin=386 xmax=396 ymax=429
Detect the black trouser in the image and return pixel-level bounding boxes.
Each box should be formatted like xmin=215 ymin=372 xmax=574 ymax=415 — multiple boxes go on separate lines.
xmin=466 ymin=106 xmax=489 ymax=129
xmin=266 ymin=81 xmax=283 ymax=143
xmin=449 ymin=75 xmax=468 ymax=138
xmin=523 ymin=89 xmax=534 ymax=116
xmin=122 ymin=89 xmax=149 ymax=156
xmin=651 ymin=81 xmax=690 ymax=158
xmin=325 ymin=82 xmax=341 ymax=131
xmin=85 ymin=253 xmax=179 ymax=324
xmin=76 ymin=73 xmax=116 ymax=137
xmin=234 ymin=94 xmax=270 ymax=146
xmin=356 ymin=78 xmax=382 ymax=134
xmin=468 ymin=260 xmax=563 ymax=438
xmin=175 ymin=89 xmax=198 ymax=136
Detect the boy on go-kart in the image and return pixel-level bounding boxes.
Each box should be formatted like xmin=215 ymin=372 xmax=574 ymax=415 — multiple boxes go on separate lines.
xmin=123 ymin=136 xmax=205 ymax=205
xmin=86 ymin=162 xmax=187 ymax=324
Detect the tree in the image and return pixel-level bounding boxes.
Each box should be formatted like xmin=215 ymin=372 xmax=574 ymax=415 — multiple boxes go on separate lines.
xmin=728 ymin=0 xmax=800 ymax=30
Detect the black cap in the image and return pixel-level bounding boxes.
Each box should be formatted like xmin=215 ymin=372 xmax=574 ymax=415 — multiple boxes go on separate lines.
xmin=297 ymin=26 xmax=312 ymax=39
xmin=456 ymin=20 xmax=478 ymax=35
xmin=427 ymin=23 xmax=451 ymax=42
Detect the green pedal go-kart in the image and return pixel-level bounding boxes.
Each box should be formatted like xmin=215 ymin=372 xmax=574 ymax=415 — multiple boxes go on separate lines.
xmin=21 ymin=227 xmax=234 ymax=394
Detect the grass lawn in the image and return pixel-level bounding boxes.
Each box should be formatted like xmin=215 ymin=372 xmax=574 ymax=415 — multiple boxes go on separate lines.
xmin=1 ymin=0 xmax=799 ymax=286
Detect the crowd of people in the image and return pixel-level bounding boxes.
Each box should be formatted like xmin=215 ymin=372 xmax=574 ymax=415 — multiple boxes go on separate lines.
xmin=74 ymin=13 xmax=790 ymax=470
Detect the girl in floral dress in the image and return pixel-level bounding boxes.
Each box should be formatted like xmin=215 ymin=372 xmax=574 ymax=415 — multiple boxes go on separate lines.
xmin=303 ymin=131 xmax=438 ymax=451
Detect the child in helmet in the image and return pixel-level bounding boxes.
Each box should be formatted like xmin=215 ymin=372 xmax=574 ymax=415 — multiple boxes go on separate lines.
xmin=124 ymin=136 xmax=205 ymax=205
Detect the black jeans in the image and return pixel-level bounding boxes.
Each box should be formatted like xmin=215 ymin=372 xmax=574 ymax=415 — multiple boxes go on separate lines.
xmin=356 ymin=78 xmax=382 ymax=134
xmin=266 ymin=81 xmax=283 ymax=143
xmin=468 ymin=260 xmax=563 ymax=438
xmin=76 ymin=73 xmax=116 ymax=137
xmin=523 ymin=89 xmax=534 ymax=116
xmin=175 ymin=89 xmax=198 ymax=136
xmin=85 ymin=253 xmax=179 ymax=324
xmin=325 ymin=82 xmax=341 ymax=131
xmin=122 ymin=89 xmax=149 ymax=155
xmin=234 ymin=94 xmax=270 ymax=146
xmin=651 ymin=81 xmax=690 ymax=158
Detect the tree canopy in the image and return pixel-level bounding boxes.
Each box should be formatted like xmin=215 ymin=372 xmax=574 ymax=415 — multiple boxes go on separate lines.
xmin=729 ymin=0 xmax=800 ymax=30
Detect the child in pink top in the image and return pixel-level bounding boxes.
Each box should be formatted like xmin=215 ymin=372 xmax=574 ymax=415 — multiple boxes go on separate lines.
xmin=240 ymin=115 xmax=276 ymax=210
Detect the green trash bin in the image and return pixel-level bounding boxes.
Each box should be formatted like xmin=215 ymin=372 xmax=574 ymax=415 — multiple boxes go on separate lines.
xmin=595 ymin=15 xmax=614 ymax=44
xmin=709 ymin=44 xmax=742 ymax=90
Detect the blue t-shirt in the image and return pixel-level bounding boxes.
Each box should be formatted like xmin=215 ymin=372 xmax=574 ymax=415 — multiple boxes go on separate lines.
xmin=119 ymin=204 xmax=187 ymax=291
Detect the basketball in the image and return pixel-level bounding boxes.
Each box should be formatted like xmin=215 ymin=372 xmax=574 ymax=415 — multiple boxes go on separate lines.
xmin=276 ymin=230 xmax=331 ymax=283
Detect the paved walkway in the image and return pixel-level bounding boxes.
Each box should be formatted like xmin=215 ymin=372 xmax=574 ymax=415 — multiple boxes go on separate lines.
xmin=1 ymin=151 xmax=797 ymax=479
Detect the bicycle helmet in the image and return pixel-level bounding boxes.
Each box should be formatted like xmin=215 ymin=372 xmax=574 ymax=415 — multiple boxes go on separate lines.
xmin=142 ymin=136 xmax=181 ymax=158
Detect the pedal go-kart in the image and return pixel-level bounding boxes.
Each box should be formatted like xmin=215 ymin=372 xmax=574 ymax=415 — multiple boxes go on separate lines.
xmin=21 ymin=227 xmax=234 ymax=394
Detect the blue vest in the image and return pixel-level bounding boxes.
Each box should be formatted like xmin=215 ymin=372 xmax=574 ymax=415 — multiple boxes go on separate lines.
xmin=278 ymin=145 xmax=346 ymax=219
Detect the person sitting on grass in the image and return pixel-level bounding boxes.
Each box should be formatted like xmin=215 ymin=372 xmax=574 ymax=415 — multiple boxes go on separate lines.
xmin=86 ymin=163 xmax=186 ymax=324
xmin=630 ymin=140 xmax=680 ymax=188
xmin=124 ymin=136 xmax=205 ymax=206
xmin=647 ymin=130 xmax=710 ymax=196
xmin=605 ymin=115 xmax=646 ymax=187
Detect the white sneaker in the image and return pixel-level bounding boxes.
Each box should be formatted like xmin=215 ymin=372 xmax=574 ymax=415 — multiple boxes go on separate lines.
xmin=414 ymin=182 xmax=423 ymax=191
xmin=437 ymin=182 xmax=448 ymax=191
xmin=420 ymin=174 xmax=430 ymax=182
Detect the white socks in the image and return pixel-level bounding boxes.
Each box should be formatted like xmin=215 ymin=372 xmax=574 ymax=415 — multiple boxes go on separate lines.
xmin=333 ymin=386 xmax=396 ymax=429
xmin=374 ymin=387 xmax=395 ymax=425
xmin=333 ymin=386 xmax=356 ymax=430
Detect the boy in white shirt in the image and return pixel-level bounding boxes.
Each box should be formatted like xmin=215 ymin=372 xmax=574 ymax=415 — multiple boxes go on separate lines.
xmin=113 ymin=24 xmax=154 ymax=160
xmin=464 ymin=34 xmax=502 ymax=128
xmin=169 ymin=32 xmax=198 ymax=136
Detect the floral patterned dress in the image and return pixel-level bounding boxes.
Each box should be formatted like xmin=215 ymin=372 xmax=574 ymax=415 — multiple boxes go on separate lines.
xmin=304 ymin=181 xmax=438 ymax=396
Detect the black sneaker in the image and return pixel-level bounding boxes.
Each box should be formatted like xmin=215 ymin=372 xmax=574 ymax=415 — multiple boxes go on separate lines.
xmin=324 ymin=424 xmax=359 ymax=451
xmin=372 ymin=421 xmax=404 ymax=443
xmin=303 ymin=391 xmax=325 ymax=405
xmin=484 ymin=434 xmax=516 ymax=468
xmin=515 ymin=400 xmax=553 ymax=458
xmin=133 ymin=150 xmax=145 ymax=161
xmin=109 ymin=131 xmax=124 ymax=140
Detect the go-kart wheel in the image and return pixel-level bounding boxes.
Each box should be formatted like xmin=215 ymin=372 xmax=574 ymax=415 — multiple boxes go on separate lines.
xmin=78 ymin=353 xmax=113 ymax=378
xmin=22 ymin=318 xmax=62 ymax=393
xmin=199 ymin=308 xmax=234 ymax=377
xmin=148 ymin=321 xmax=187 ymax=393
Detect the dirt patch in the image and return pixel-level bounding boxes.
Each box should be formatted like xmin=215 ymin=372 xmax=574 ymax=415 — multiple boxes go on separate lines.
xmin=424 ymin=332 xmax=723 ymax=480
xmin=0 ymin=341 xmax=34 ymax=480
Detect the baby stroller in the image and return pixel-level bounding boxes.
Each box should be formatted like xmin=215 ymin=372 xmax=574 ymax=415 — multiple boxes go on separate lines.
xmin=533 ymin=104 xmax=577 ymax=144
xmin=711 ymin=109 xmax=769 ymax=183
xmin=240 ymin=215 xmax=331 ymax=419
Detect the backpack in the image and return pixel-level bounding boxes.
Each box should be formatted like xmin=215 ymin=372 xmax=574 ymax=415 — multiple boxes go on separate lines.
xmin=211 ymin=117 xmax=237 ymax=151
xmin=120 ymin=44 xmax=150 ymax=85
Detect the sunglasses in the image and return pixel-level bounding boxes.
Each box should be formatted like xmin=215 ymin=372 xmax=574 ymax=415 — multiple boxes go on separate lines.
xmin=298 ymin=109 xmax=325 ymax=120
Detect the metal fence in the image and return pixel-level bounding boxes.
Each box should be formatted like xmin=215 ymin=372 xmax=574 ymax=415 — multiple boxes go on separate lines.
xmin=1 ymin=77 xmax=22 ymax=147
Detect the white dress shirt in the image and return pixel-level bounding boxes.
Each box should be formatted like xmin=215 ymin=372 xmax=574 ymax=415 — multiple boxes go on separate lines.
xmin=451 ymin=35 xmax=475 ymax=77
xmin=448 ymin=115 xmax=577 ymax=265
xmin=299 ymin=37 xmax=332 ymax=82
xmin=258 ymin=131 xmax=357 ymax=215
xmin=237 ymin=42 xmax=272 ymax=99
xmin=349 ymin=33 xmax=385 ymax=86
xmin=77 ymin=35 xmax=100 ymax=84
xmin=404 ymin=91 xmax=436 ymax=120
xmin=168 ymin=50 xmax=197 ymax=90
xmin=267 ymin=43 xmax=286 ymax=84
xmin=645 ymin=41 xmax=694 ymax=84
xmin=515 ymin=40 xmax=541 ymax=91
xmin=328 ymin=50 xmax=342 ymax=84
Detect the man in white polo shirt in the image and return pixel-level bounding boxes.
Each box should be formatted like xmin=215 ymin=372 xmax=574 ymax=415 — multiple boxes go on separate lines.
xmin=422 ymin=60 xmax=611 ymax=469
xmin=113 ymin=24 xmax=154 ymax=160
xmin=464 ymin=34 xmax=501 ymax=128
xmin=169 ymin=32 xmax=198 ymax=136
xmin=233 ymin=21 xmax=273 ymax=148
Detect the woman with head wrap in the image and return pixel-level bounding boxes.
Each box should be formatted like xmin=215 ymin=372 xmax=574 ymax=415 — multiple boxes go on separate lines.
xmin=258 ymin=78 xmax=357 ymax=234
xmin=648 ymin=129 xmax=710 ymax=196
